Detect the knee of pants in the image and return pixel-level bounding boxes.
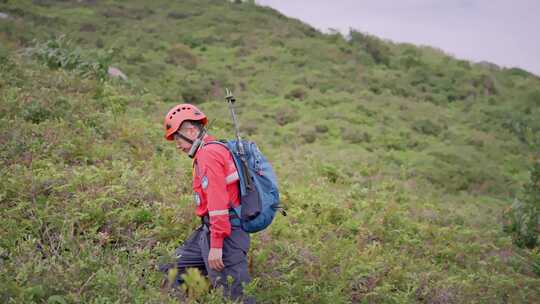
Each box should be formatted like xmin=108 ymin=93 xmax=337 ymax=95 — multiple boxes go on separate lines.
xmin=209 ymin=260 xmax=251 ymax=288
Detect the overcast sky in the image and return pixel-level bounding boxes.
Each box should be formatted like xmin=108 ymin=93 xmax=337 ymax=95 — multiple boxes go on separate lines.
xmin=256 ymin=0 xmax=540 ymax=76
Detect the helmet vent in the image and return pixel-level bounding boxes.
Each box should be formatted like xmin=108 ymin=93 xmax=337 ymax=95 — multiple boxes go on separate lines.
xmin=166 ymin=124 xmax=171 ymax=129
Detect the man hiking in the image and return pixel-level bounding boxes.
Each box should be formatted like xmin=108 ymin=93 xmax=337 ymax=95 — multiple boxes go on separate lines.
xmin=161 ymin=103 xmax=253 ymax=303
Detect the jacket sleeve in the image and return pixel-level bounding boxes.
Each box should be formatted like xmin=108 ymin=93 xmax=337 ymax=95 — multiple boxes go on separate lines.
xmin=198 ymin=148 xmax=231 ymax=249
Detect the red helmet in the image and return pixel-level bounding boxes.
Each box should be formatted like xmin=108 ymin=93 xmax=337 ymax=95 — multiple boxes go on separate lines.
xmin=164 ymin=104 xmax=208 ymax=141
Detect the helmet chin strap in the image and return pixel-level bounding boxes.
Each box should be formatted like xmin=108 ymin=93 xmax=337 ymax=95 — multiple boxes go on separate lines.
xmin=175 ymin=133 xmax=194 ymax=145
xmin=187 ymin=127 xmax=207 ymax=159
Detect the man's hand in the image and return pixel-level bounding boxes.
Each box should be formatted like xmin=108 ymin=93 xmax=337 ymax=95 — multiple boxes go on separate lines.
xmin=208 ymin=248 xmax=224 ymax=271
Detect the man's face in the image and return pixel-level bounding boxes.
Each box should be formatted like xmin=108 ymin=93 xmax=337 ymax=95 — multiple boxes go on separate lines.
xmin=174 ymin=124 xmax=198 ymax=154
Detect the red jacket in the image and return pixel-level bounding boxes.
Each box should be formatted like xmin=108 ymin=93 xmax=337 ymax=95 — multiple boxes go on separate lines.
xmin=192 ymin=135 xmax=240 ymax=248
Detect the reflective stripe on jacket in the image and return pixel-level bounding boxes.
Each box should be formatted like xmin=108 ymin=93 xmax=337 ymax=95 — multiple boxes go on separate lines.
xmin=193 ymin=135 xmax=240 ymax=248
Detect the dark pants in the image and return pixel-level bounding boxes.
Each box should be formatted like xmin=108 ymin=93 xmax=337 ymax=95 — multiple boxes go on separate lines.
xmin=163 ymin=223 xmax=253 ymax=303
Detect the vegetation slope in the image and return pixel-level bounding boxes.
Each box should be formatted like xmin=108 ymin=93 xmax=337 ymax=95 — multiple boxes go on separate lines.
xmin=1 ymin=0 xmax=539 ymax=303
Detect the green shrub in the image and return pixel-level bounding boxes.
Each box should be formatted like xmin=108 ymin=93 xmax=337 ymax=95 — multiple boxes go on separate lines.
xmin=27 ymin=35 xmax=112 ymax=81
xmin=165 ymin=43 xmax=198 ymax=69
xmin=21 ymin=96 xmax=71 ymax=124
xmin=93 ymin=83 xmax=129 ymax=115
xmin=505 ymin=67 xmax=533 ymax=78
xmin=473 ymin=73 xmax=498 ymax=95
xmin=526 ymin=90 xmax=540 ymax=107
xmin=29 ymin=35 xmax=83 ymax=70
xmin=273 ymin=105 xmax=299 ymax=126
xmin=315 ymin=124 xmax=328 ymax=133
xmin=504 ymin=161 xmax=540 ymax=248
xmin=285 ymin=87 xmax=307 ymax=101
xmin=0 ymin=46 xmax=12 ymax=70
xmin=341 ymin=126 xmax=371 ymax=144
xmin=412 ymin=119 xmax=443 ymax=136
xmin=22 ymin=100 xmax=53 ymax=123
xmin=181 ymin=85 xmax=208 ymax=104
xmin=504 ymin=198 xmax=539 ymax=248
xmin=399 ymin=54 xmax=423 ymax=70
xmin=319 ymin=164 xmax=342 ymax=183
xmin=299 ymin=127 xmax=317 ymax=143
xmin=349 ymin=30 xmax=391 ymax=66
xmin=180 ymin=268 xmax=210 ymax=301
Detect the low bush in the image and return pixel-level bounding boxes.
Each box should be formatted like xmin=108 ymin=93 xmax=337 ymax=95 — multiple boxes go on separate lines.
xmin=273 ymin=105 xmax=299 ymax=126
xmin=349 ymin=30 xmax=392 ymax=66
xmin=299 ymin=127 xmax=317 ymax=143
xmin=504 ymin=160 xmax=540 ymax=248
xmin=341 ymin=126 xmax=371 ymax=144
xmin=165 ymin=43 xmax=198 ymax=69
xmin=526 ymin=90 xmax=540 ymax=107
xmin=412 ymin=119 xmax=443 ymax=136
xmin=22 ymin=97 xmax=70 ymax=124
xmin=285 ymin=87 xmax=307 ymax=101
xmin=315 ymin=124 xmax=328 ymax=133
xmin=27 ymin=35 xmax=112 ymax=81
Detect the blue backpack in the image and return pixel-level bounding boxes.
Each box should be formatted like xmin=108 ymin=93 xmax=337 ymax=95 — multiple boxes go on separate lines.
xmin=208 ymin=140 xmax=283 ymax=233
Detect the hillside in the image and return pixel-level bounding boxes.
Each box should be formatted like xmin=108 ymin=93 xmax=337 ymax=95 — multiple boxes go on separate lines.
xmin=1 ymin=0 xmax=539 ymax=303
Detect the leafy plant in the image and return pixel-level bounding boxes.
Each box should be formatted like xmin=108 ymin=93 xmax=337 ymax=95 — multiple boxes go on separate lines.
xmin=180 ymin=268 xmax=210 ymax=302
xmin=166 ymin=43 xmax=198 ymax=69
xmin=349 ymin=30 xmax=392 ymax=66
xmin=504 ymin=160 xmax=540 ymax=248
xmin=285 ymin=87 xmax=308 ymax=101
xmin=412 ymin=119 xmax=443 ymax=136
xmin=26 ymin=35 xmax=112 ymax=81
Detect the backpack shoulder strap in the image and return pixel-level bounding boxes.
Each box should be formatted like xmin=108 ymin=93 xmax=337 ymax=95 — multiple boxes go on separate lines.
xmin=205 ymin=140 xmax=229 ymax=148
xmin=203 ymin=140 xmax=232 ymax=157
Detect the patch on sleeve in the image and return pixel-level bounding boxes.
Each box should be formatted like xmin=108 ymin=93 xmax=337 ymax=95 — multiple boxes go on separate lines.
xmin=202 ymin=176 xmax=209 ymax=189
xmin=193 ymin=192 xmax=201 ymax=206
